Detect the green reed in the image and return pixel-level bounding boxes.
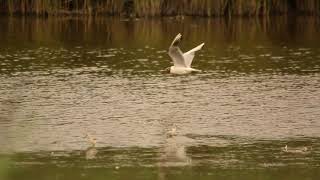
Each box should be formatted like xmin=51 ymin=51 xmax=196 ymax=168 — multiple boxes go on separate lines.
xmin=0 ymin=0 xmax=319 ymax=17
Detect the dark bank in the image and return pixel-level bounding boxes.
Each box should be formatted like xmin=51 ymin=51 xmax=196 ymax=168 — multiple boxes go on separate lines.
xmin=0 ymin=0 xmax=320 ymax=17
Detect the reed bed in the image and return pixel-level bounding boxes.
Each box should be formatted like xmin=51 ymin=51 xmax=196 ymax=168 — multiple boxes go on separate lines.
xmin=0 ymin=0 xmax=319 ymax=17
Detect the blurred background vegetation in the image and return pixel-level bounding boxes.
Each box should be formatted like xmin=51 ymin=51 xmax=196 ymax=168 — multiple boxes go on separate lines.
xmin=0 ymin=0 xmax=319 ymax=17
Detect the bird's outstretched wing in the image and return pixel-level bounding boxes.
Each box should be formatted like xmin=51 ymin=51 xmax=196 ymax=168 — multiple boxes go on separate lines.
xmin=168 ymin=33 xmax=186 ymax=67
xmin=183 ymin=43 xmax=204 ymax=68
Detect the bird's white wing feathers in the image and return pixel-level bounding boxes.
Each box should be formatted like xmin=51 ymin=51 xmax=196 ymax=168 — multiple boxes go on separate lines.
xmin=183 ymin=43 xmax=204 ymax=68
xmin=168 ymin=33 xmax=187 ymax=67
xmin=168 ymin=33 xmax=204 ymax=68
xmin=169 ymin=46 xmax=186 ymax=67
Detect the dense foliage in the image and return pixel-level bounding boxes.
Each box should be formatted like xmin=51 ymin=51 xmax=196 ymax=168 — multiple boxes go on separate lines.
xmin=0 ymin=0 xmax=319 ymax=17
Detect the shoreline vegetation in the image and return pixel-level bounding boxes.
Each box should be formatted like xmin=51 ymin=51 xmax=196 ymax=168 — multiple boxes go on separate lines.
xmin=0 ymin=0 xmax=319 ymax=17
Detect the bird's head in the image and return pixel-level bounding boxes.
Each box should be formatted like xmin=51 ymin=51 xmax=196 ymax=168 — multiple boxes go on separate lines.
xmin=161 ymin=67 xmax=171 ymax=73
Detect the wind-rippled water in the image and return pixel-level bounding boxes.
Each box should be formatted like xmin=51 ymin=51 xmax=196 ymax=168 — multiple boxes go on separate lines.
xmin=0 ymin=17 xmax=320 ymax=180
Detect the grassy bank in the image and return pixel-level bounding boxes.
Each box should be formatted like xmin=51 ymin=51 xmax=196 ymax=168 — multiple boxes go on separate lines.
xmin=0 ymin=0 xmax=319 ymax=17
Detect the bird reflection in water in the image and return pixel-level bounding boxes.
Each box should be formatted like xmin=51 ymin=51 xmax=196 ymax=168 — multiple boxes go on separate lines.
xmin=85 ymin=133 xmax=98 ymax=160
xmin=160 ymin=124 xmax=191 ymax=166
xmin=158 ymin=124 xmax=192 ymax=180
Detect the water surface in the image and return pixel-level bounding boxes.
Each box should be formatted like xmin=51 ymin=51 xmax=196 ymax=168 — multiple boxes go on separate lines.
xmin=0 ymin=17 xmax=320 ymax=180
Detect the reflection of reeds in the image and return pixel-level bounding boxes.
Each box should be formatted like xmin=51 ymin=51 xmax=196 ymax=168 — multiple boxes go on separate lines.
xmin=0 ymin=157 xmax=10 ymax=180
xmin=0 ymin=0 xmax=319 ymax=17
xmin=1 ymin=16 xmax=319 ymax=48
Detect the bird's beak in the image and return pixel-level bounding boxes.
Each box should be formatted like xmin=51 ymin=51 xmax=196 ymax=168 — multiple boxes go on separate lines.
xmin=161 ymin=67 xmax=170 ymax=73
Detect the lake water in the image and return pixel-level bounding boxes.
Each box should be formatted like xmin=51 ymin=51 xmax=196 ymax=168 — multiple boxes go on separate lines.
xmin=0 ymin=16 xmax=320 ymax=180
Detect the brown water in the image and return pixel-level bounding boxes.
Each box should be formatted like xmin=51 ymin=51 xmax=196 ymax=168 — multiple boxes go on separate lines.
xmin=0 ymin=16 xmax=320 ymax=180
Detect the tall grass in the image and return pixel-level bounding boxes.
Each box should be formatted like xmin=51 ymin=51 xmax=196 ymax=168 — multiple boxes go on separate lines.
xmin=0 ymin=0 xmax=319 ymax=17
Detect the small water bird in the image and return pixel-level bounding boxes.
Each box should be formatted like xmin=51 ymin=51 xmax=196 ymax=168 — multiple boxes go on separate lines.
xmin=167 ymin=33 xmax=204 ymax=74
xmin=282 ymin=144 xmax=309 ymax=154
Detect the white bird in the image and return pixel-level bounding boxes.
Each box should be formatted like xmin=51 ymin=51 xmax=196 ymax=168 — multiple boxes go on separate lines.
xmin=167 ymin=33 xmax=204 ymax=74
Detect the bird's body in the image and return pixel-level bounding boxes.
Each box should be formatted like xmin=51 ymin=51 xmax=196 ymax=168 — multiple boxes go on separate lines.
xmin=167 ymin=33 xmax=204 ymax=74
xmin=169 ymin=66 xmax=201 ymax=74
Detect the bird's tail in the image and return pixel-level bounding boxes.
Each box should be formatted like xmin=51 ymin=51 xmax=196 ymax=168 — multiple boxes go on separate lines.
xmin=190 ymin=68 xmax=202 ymax=72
